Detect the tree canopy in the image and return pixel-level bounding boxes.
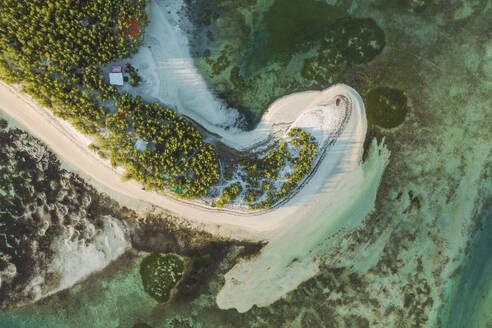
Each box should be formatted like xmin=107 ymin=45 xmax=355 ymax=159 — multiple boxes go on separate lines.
xmin=0 ymin=0 xmax=321 ymax=206
xmin=0 ymin=0 xmax=220 ymax=198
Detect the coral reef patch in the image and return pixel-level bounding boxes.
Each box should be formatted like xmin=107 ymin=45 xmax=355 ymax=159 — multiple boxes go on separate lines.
xmin=188 ymin=0 xmax=385 ymax=127
xmin=364 ymin=87 xmax=408 ymax=128
xmin=139 ymin=253 xmax=185 ymax=303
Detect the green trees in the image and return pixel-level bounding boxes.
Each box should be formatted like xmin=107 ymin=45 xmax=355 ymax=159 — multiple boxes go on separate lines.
xmin=82 ymin=65 xmax=119 ymax=100
xmin=104 ymin=95 xmax=220 ymax=198
xmin=239 ymin=127 xmax=318 ymax=210
xmin=0 ymin=0 xmax=321 ymax=208
xmin=0 ymin=0 xmax=220 ymax=200
xmin=223 ymin=183 xmax=242 ymax=202
xmin=125 ymin=63 xmax=141 ymax=86
xmin=243 ymin=190 xmax=257 ymax=203
xmin=0 ymin=0 xmax=147 ymax=70
xmin=216 ymin=183 xmax=242 ymax=207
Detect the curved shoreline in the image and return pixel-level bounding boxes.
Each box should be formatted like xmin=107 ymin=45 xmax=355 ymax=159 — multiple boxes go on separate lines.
xmin=0 ymin=82 xmax=366 ymax=241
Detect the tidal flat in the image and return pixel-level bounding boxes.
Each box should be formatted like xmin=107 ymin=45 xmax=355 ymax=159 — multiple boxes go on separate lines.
xmin=0 ymin=0 xmax=491 ymax=327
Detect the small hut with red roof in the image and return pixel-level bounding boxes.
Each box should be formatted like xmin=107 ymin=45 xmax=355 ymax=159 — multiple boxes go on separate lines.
xmin=122 ymin=19 xmax=139 ymax=37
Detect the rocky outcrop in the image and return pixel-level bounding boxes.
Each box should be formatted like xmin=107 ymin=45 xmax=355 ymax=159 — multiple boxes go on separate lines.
xmin=0 ymin=122 xmax=133 ymax=308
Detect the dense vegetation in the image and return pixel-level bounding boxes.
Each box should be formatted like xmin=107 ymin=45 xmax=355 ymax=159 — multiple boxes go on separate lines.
xmin=215 ymin=183 xmax=242 ymax=208
xmin=0 ymin=0 xmax=220 ymax=198
xmin=0 ymin=0 xmax=148 ymax=75
xmin=103 ymin=95 xmax=220 ymax=197
xmin=139 ymin=253 xmax=185 ymax=303
xmin=218 ymin=128 xmax=318 ymax=209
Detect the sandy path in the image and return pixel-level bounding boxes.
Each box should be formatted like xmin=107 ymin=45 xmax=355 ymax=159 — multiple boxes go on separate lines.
xmin=0 ymin=81 xmax=366 ymax=241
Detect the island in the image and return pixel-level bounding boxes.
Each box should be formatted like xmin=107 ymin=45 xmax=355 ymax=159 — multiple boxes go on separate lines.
xmin=0 ymin=0 xmax=375 ymax=242
xmin=0 ymin=81 xmax=369 ymax=240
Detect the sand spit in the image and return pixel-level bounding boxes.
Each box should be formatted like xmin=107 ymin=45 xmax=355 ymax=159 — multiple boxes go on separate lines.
xmin=216 ymin=98 xmax=390 ymax=313
xmin=0 ymin=80 xmax=371 ymax=243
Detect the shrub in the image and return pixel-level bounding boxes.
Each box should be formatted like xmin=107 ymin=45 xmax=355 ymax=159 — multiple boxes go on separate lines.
xmin=215 ymin=197 xmax=224 ymax=208
xmin=97 ymin=150 xmax=107 ymax=159
xmin=126 ymin=63 xmax=142 ymax=87
xmin=222 ymin=183 xmax=242 ymax=202
xmin=242 ymin=127 xmax=318 ymax=210
xmin=121 ymin=172 xmax=132 ymax=182
xmin=244 ymin=190 xmax=256 ymax=202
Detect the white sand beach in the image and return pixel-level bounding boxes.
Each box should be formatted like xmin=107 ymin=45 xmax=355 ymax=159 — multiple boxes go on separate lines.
xmin=0 ymin=81 xmax=371 ymax=242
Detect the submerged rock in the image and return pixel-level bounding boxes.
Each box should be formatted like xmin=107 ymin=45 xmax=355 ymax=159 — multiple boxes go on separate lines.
xmin=364 ymin=87 xmax=409 ymax=128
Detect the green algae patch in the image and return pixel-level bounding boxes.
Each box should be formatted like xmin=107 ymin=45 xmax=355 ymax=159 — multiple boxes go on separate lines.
xmin=333 ymin=17 xmax=386 ymax=64
xmin=364 ymin=87 xmax=409 ymax=128
xmin=139 ymin=253 xmax=185 ymax=303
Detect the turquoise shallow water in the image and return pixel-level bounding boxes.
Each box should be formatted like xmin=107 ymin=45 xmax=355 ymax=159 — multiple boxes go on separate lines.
xmin=440 ymin=200 xmax=492 ymax=328
xmin=0 ymin=252 xmax=156 ymax=328
xmin=0 ymin=316 xmax=61 ymax=328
